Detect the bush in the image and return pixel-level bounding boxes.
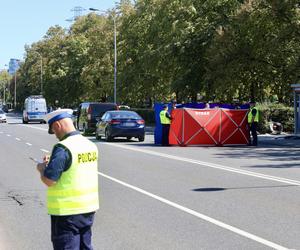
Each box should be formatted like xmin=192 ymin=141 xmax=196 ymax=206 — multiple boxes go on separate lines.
xmin=131 ymin=108 xmax=155 ymax=125
xmin=257 ymin=103 xmax=294 ymax=133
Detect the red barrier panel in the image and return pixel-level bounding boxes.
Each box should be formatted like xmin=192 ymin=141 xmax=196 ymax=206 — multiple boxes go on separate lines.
xmin=169 ymin=108 xmax=249 ymax=146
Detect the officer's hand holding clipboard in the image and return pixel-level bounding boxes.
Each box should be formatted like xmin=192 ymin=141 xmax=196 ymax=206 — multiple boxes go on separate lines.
xmin=30 ymin=155 xmax=49 ymax=174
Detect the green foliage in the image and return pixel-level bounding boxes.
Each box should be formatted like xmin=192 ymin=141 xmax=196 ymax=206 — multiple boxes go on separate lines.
xmin=0 ymin=70 xmax=11 ymax=103
xmin=15 ymin=0 xmax=300 ymax=114
xmin=131 ymin=108 xmax=155 ymax=125
xmin=205 ymin=0 xmax=300 ymax=103
xmin=257 ymin=103 xmax=294 ymax=133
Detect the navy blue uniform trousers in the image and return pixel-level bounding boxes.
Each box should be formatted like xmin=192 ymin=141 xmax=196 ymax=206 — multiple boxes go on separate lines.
xmin=161 ymin=124 xmax=170 ymax=146
xmin=51 ymin=212 xmax=95 ymax=250
xmin=249 ymin=122 xmax=258 ymax=146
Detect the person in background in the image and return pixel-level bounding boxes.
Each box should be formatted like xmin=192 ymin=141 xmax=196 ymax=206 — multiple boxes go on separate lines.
xmin=248 ymin=101 xmax=259 ymax=146
xmin=171 ymin=100 xmax=177 ymax=110
xmin=160 ymin=105 xmax=172 ymax=146
xmin=36 ymin=109 xmax=99 ymax=250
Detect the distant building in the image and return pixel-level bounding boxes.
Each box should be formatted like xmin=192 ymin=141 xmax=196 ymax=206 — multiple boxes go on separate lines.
xmin=8 ymin=58 xmax=21 ymax=75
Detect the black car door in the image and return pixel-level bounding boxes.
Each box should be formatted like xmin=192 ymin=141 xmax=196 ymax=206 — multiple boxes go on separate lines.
xmin=99 ymin=113 xmax=109 ymax=135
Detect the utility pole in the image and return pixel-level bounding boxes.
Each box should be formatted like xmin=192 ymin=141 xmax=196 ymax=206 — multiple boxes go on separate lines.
xmin=36 ymin=52 xmax=43 ymax=95
xmin=113 ymin=16 xmax=117 ymax=104
xmin=14 ymin=73 xmax=16 ymax=109
xmin=8 ymin=59 xmax=20 ymax=109
xmin=89 ymin=8 xmax=117 ymax=104
xmin=3 ymin=83 xmax=5 ymax=104
xmin=40 ymin=57 xmax=43 ymax=95
xmin=66 ymin=6 xmax=86 ymax=22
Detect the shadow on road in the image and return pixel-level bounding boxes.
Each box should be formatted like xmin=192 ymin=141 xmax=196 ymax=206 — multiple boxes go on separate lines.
xmin=245 ymin=162 xmax=300 ymax=168
xmin=192 ymin=184 xmax=297 ymax=192
xmin=213 ymin=145 xmax=300 ymax=168
xmin=8 ymin=122 xmax=46 ymax=125
xmin=90 ymin=137 xmax=157 ymax=147
xmin=89 ymin=133 xmax=300 ymax=168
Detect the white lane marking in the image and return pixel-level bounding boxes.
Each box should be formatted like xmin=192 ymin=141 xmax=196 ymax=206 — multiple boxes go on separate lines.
xmin=99 ymin=172 xmax=290 ymax=250
xmin=40 ymin=149 xmax=50 ymax=153
xmin=13 ymin=125 xmax=300 ymax=186
xmin=6 ymin=134 xmax=11 ymax=137
xmin=15 ymin=138 xmax=21 ymax=141
xmin=18 ymin=124 xmax=48 ymax=131
xmin=103 ymin=143 xmax=300 ymax=186
xmin=26 ymin=143 xmax=32 ymax=146
xmin=19 ymin=124 xmax=291 ymax=248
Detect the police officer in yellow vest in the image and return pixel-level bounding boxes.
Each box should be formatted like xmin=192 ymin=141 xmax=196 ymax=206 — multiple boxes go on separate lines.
xmin=160 ymin=105 xmax=172 ymax=146
xmin=248 ymin=101 xmax=259 ymax=146
xmin=36 ymin=109 xmax=99 ymax=250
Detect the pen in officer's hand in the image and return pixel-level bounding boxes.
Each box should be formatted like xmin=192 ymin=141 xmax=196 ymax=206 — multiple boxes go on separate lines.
xmin=29 ymin=157 xmax=42 ymax=164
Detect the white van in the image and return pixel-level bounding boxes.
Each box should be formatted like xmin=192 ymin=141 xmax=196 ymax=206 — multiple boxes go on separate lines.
xmin=23 ymin=95 xmax=47 ymax=124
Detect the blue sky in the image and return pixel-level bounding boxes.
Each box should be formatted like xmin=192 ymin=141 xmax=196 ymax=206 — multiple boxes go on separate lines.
xmin=0 ymin=0 xmax=116 ymax=69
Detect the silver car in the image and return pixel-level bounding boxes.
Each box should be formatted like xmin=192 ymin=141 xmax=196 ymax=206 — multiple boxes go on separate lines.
xmin=0 ymin=110 xmax=7 ymax=123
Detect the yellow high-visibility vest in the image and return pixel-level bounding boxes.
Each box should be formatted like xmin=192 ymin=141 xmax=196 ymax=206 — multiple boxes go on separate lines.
xmin=248 ymin=107 xmax=259 ymax=123
xmin=160 ymin=110 xmax=171 ymax=124
xmin=47 ymin=134 xmax=99 ymax=215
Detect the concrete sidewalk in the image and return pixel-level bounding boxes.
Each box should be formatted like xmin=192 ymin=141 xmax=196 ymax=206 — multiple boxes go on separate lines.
xmin=258 ymin=134 xmax=300 ymax=147
xmin=147 ymin=125 xmax=300 ymax=147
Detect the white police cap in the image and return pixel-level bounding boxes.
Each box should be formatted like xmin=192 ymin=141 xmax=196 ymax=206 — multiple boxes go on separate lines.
xmin=44 ymin=108 xmax=73 ymax=134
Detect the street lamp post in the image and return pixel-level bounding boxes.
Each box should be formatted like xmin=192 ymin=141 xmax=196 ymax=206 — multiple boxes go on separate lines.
xmin=4 ymin=79 xmax=8 ymax=105
xmin=113 ymin=16 xmax=117 ymax=104
xmin=89 ymin=8 xmax=117 ymax=104
xmin=33 ymin=52 xmax=43 ymax=95
xmin=14 ymin=73 xmax=16 ymax=109
xmin=2 ymin=65 xmax=8 ymax=105
xmin=39 ymin=55 xmax=43 ymax=95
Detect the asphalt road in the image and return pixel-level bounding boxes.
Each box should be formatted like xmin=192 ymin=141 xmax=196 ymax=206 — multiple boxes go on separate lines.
xmin=0 ymin=113 xmax=299 ymax=250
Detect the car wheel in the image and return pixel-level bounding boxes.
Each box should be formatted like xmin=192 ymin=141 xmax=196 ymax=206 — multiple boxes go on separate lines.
xmin=138 ymin=136 xmax=145 ymax=142
xmin=105 ymin=130 xmax=112 ymax=142
xmin=83 ymin=125 xmax=89 ymax=136
xmin=95 ymin=132 xmax=101 ymax=140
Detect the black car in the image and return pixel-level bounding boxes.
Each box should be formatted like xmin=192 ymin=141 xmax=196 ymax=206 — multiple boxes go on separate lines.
xmin=77 ymin=102 xmax=118 ymax=134
xmin=95 ymin=110 xmax=145 ymax=142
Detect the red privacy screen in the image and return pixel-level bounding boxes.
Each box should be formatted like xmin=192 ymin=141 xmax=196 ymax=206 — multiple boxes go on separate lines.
xmin=169 ymin=108 xmax=249 ymax=146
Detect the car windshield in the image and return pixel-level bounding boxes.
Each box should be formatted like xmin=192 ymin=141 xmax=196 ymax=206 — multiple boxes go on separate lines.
xmin=110 ymin=111 xmax=141 ymax=119
xmin=91 ymin=104 xmax=117 ymax=115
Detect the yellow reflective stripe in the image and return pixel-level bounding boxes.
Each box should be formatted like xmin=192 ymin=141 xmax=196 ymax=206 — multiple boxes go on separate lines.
xmin=47 ymin=196 xmax=99 ymax=209
xmin=48 ymin=205 xmax=99 ymax=215
xmin=47 ymin=187 xmax=98 ymax=197
xmin=48 ymin=191 xmax=98 ymax=202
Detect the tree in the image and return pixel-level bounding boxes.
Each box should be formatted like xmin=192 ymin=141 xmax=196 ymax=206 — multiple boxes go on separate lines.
xmin=0 ymin=70 xmax=11 ymax=104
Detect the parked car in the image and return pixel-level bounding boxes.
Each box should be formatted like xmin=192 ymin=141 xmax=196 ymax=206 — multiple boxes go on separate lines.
xmin=71 ymin=108 xmax=78 ymax=127
xmin=77 ymin=102 xmax=118 ymax=134
xmin=118 ymin=105 xmax=130 ymax=110
xmin=95 ymin=110 xmax=145 ymax=142
xmin=2 ymin=105 xmax=8 ymax=113
xmin=0 ymin=110 xmax=7 ymax=123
